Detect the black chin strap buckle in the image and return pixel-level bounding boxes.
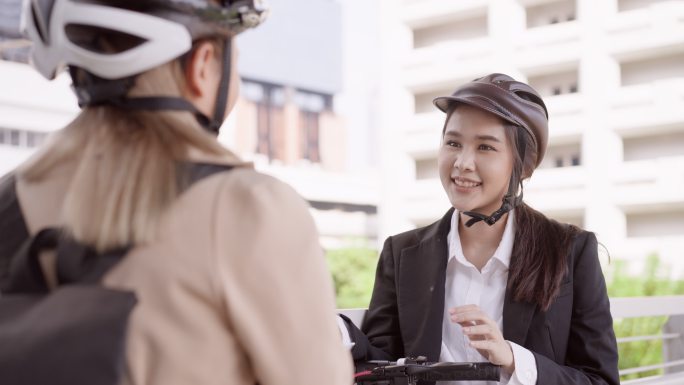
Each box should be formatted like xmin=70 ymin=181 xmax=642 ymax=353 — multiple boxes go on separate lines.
xmin=69 ymin=67 xmax=136 ymax=108
xmin=462 ymin=194 xmax=518 ymax=228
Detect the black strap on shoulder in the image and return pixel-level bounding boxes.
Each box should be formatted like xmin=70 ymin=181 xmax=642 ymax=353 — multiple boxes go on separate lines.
xmin=5 ymin=228 xmax=60 ymax=293
xmin=179 ymin=162 xmax=235 ymax=190
xmin=1 ymin=162 xmax=235 ymax=293
xmin=0 ymin=173 xmax=30 ymax=291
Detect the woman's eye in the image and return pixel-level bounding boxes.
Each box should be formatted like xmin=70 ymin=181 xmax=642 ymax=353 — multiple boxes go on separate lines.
xmin=446 ymin=141 xmax=461 ymax=148
xmin=479 ymin=144 xmax=496 ymax=151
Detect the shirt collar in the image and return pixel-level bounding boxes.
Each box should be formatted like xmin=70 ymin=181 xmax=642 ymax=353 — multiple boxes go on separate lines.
xmin=447 ymin=209 xmax=516 ymax=269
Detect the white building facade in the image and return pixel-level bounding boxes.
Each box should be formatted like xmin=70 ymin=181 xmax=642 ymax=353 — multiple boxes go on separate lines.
xmin=375 ymin=0 xmax=684 ymax=272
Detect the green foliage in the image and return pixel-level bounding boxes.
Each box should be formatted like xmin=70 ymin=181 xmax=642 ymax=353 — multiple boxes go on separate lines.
xmin=326 ymin=246 xmax=378 ymax=309
xmin=606 ymin=254 xmax=684 ymax=381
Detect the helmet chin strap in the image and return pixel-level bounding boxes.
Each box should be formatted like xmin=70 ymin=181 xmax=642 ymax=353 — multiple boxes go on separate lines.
xmin=70 ymin=39 xmax=233 ymax=136
xmin=209 ymin=38 xmax=232 ymax=134
xmin=461 ymin=126 xmax=528 ymax=227
xmin=462 ymin=177 xmax=523 ymax=227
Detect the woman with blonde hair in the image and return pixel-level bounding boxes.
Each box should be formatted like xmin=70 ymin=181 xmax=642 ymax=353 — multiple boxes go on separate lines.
xmin=0 ymin=1 xmax=352 ymax=384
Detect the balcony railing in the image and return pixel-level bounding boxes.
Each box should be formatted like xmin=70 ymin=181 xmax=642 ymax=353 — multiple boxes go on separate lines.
xmin=612 ymin=296 xmax=684 ymax=384
xmin=606 ymin=1 xmax=684 ymax=60
xmin=608 ymin=79 xmax=684 ymax=134
xmin=400 ymin=0 xmax=488 ymax=29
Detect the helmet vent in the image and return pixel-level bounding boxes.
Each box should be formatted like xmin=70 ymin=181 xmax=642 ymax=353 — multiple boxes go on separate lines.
xmin=513 ymin=90 xmax=548 ymax=118
xmin=65 ymin=24 xmax=147 ymax=54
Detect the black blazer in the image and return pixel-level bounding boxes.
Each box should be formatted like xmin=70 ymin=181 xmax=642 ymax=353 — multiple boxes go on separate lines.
xmin=346 ymin=208 xmax=619 ymax=385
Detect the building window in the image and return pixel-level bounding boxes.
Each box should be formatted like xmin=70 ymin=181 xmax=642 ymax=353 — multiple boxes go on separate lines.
xmin=552 ymin=153 xmax=581 ymax=167
xmin=526 ymin=0 xmax=577 ymax=29
xmin=300 ymin=111 xmax=320 ymax=162
xmin=571 ymin=155 xmax=581 ymax=166
xmin=541 ymin=143 xmax=582 ymax=169
xmin=0 ymin=127 xmax=48 ymax=148
xmin=242 ymin=79 xmax=333 ymax=164
xmin=294 ymin=89 xmax=331 ymax=163
xmin=528 ymin=70 xmax=580 ymax=97
xmin=551 ymin=84 xmax=578 ymax=96
xmin=10 ymin=130 xmax=20 ymax=146
xmin=243 ymin=79 xmax=286 ymax=161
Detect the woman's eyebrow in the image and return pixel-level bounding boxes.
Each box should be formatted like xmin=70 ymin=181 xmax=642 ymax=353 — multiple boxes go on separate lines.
xmin=476 ymin=135 xmax=502 ymax=142
xmin=444 ymin=131 xmax=502 ymax=143
xmin=443 ymin=131 xmax=461 ymax=138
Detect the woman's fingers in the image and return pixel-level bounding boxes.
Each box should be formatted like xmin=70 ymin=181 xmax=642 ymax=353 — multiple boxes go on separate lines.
xmin=448 ymin=305 xmax=513 ymax=368
xmin=449 ymin=307 xmax=494 ymax=328
xmin=462 ymin=324 xmax=495 ymax=339
xmin=449 ymin=304 xmax=479 ymax=314
xmin=468 ymin=339 xmax=496 ymax=350
xmin=449 ymin=305 xmax=502 ymax=340
xmin=450 ymin=304 xmax=482 ymax=315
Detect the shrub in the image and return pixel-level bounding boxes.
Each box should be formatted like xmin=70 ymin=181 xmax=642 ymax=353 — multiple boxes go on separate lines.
xmin=326 ymin=246 xmax=377 ymax=309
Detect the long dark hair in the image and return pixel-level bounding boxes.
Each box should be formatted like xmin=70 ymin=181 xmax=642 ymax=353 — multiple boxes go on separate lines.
xmin=503 ymin=123 xmax=581 ymax=311
xmin=509 ymin=204 xmax=580 ymax=311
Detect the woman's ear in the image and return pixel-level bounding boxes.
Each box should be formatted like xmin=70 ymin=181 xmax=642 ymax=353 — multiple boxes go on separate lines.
xmin=183 ymin=41 xmax=221 ymax=116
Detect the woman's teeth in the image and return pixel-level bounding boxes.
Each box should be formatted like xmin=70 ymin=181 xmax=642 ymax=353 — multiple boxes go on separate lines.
xmin=454 ymin=179 xmax=481 ymax=188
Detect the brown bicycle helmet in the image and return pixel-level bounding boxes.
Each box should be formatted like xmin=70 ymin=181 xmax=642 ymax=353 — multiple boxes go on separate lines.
xmin=433 ymin=73 xmax=548 ymax=167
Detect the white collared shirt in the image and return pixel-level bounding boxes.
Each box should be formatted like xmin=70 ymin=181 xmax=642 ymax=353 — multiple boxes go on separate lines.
xmin=439 ymin=210 xmax=537 ymax=385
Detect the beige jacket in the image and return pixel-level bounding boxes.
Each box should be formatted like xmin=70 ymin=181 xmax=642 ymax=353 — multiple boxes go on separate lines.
xmin=15 ymin=151 xmax=353 ymax=385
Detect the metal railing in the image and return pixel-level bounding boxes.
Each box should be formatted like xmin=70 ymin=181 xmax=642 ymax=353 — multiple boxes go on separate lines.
xmin=611 ymin=296 xmax=684 ymax=384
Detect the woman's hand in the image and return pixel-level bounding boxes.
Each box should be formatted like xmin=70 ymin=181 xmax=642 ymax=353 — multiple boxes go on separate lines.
xmin=449 ymin=304 xmax=515 ymax=374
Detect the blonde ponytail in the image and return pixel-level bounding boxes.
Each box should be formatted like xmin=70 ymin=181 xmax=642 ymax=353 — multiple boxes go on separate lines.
xmin=20 ymin=61 xmax=230 ymax=252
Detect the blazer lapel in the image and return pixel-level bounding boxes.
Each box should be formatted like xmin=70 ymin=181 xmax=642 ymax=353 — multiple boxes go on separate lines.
xmin=502 ymin=286 xmax=537 ymax=345
xmin=397 ymin=209 xmax=452 ymax=361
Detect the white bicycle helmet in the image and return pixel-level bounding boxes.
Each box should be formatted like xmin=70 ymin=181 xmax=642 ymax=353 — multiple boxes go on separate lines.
xmin=21 ymin=0 xmax=268 ymax=133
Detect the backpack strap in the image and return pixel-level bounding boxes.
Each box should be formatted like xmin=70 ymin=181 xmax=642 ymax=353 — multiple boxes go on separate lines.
xmin=0 ymin=173 xmax=30 ymax=291
xmin=1 ymin=162 xmax=235 ymax=293
xmin=179 ymin=162 xmax=235 ymax=190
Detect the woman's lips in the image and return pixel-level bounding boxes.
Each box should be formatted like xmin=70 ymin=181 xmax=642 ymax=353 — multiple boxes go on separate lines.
xmin=452 ymin=176 xmax=482 ymax=188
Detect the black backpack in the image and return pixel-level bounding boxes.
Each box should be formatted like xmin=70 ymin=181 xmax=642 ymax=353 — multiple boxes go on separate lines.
xmin=0 ymin=163 xmax=233 ymax=385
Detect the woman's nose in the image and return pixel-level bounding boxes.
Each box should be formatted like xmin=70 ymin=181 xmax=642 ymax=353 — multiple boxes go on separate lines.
xmin=453 ymin=148 xmax=475 ymax=172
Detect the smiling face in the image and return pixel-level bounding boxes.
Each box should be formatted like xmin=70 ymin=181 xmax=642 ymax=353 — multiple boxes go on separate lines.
xmin=438 ymin=104 xmax=515 ymax=215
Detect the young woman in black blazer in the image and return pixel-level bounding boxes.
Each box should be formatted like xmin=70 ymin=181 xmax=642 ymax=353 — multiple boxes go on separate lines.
xmin=343 ymin=74 xmax=619 ymax=385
